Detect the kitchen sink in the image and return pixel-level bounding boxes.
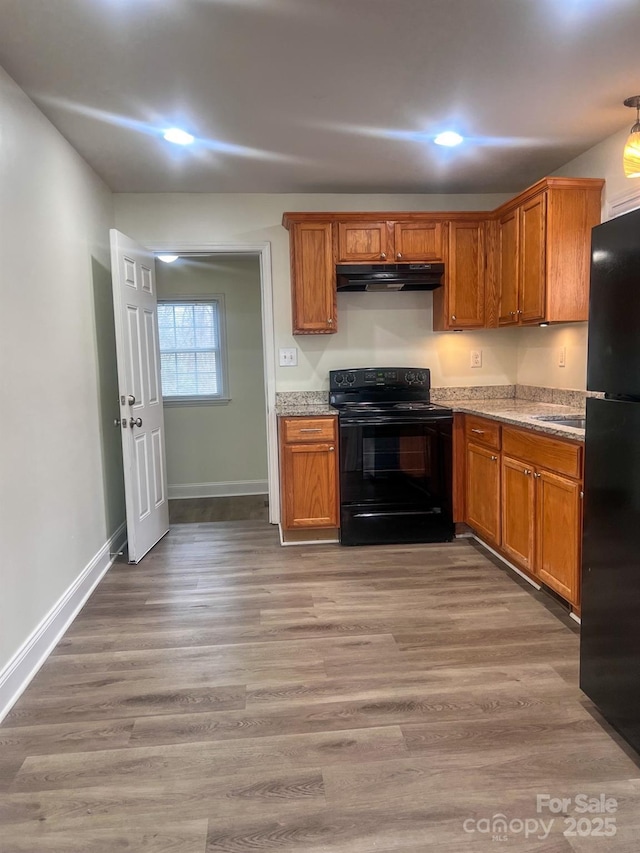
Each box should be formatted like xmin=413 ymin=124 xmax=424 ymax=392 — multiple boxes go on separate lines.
xmin=534 ymin=415 xmax=586 ymax=429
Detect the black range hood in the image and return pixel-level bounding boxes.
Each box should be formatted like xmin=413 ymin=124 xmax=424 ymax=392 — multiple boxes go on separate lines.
xmin=336 ymin=262 xmax=444 ymax=292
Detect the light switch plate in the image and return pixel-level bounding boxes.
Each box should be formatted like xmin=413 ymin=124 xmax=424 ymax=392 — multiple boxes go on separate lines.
xmin=558 ymin=346 xmax=566 ymax=368
xmin=279 ymin=347 xmax=298 ymax=367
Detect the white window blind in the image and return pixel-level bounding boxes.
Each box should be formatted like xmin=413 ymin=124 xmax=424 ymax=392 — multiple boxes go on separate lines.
xmin=157 ymin=299 xmax=228 ymax=402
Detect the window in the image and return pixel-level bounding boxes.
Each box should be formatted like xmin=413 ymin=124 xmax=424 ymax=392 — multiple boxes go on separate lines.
xmin=157 ymin=297 xmax=228 ymax=404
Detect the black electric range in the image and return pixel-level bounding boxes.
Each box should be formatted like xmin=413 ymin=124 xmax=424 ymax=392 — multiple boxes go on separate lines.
xmin=329 ymin=368 xmax=454 ymax=546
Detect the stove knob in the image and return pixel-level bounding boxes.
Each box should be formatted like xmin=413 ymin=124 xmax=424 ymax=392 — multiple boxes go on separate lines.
xmin=416 ymin=371 xmax=426 ymax=384
xmin=334 ymin=373 xmax=345 ymax=385
xmin=406 ymin=371 xmax=415 ymax=383
xmin=346 ymin=373 xmax=356 ymax=384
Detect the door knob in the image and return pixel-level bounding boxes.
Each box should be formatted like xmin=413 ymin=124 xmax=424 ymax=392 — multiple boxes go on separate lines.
xmin=329 ymin=446 xmax=335 ymax=451
xmin=113 ymin=418 xmax=121 ymax=428
xmin=127 ymin=394 xmax=136 ymax=405
xmin=129 ymin=417 xmax=143 ymax=428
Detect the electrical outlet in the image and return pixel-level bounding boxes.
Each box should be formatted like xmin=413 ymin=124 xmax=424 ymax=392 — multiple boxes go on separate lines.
xmin=470 ymin=350 xmax=482 ymax=368
xmin=558 ymin=346 xmax=566 ymax=368
xmin=279 ymin=347 xmax=298 ymax=367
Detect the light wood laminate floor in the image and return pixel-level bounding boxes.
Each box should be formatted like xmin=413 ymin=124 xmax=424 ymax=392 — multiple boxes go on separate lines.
xmin=1 ymin=522 xmax=639 ymax=852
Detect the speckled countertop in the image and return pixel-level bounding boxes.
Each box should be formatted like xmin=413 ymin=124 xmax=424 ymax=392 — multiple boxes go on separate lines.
xmin=277 ymin=402 xmax=337 ymax=417
xmin=275 ymin=388 xmax=587 ymax=439
xmin=276 ymin=392 xmax=336 ymax=417
xmin=440 ymin=398 xmax=585 ymax=440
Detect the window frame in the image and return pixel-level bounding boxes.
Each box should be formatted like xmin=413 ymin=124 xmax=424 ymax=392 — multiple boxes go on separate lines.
xmin=157 ymin=294 xmax=230 ymax=407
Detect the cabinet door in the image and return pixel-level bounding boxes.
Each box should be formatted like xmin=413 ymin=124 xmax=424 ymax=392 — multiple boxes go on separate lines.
xmin=393 ymin=221 xmax=444 ymax=261
xmin=465 ymin=442 xmax=500 ymax=545
xmin=446 ymin=220 xmax=485 ymax=328
xmin=498 ymin=208 xmax=519 ymax=325
xmin=291 ymin=222 xmax=336 ymax=334
xmin=519 ymin=192 xmax=547 ymax=324
xmin=337 ymin=221 xmax=390 ymax=262
xmin=501 ymin=456 xmax=536 ymax=571
xmin=281 ymin=442 xmax=339 ymax=529
xmin=536 ymin=470 xmax=581 ymax=605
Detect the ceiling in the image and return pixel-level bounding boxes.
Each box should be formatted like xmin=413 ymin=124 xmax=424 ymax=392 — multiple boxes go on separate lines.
xmin=0 ymin=0 xmax=638 ymax=194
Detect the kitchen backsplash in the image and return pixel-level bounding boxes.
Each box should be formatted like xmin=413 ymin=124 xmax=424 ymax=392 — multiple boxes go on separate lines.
xmin=277 ymin=385 xmax=602 ymax=409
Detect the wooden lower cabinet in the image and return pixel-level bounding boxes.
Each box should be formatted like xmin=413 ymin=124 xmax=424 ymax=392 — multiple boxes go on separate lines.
xmin=500 ymin=436 xmax=582 ymax=607
xmin=501 ymin=456 xmax=535 ymax=572
xmin=536 ymin=469 xmax=582 ymax=604
xmin=279 ymin=417 xmax=339 ymax=530
xmin=463 ymin=418 xmax=583 ymax=608
xmin=465 ymin=442 xmax=501 ymax=545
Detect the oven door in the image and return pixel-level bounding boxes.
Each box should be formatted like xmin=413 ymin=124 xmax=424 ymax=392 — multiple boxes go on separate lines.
xmin=339 ymin=415 xmax=453 ymax=546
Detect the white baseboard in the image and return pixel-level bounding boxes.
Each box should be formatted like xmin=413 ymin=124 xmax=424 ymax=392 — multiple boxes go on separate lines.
xmin=168 ymin=480 xmax=268 ymax=500
xmin=0 ymin=522 xmax=127 ymax=724
xmin=472 ymin=536 xmax=542 ymax=591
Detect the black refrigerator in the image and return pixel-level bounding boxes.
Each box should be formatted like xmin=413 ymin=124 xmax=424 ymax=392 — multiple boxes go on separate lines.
xmin=580 ymin=205 xmax=640 ymax=753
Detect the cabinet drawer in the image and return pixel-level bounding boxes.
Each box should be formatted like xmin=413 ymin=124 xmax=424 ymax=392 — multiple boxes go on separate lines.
xmin=465 ymin=415 xmax=501 ymax=450
xmin=281 ymin=416 xmax=337 ymax=444
xmin=502 ymin=426 xmax=582 ymax=479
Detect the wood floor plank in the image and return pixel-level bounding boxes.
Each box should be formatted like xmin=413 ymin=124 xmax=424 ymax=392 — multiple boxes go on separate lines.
xmin=10 ymin=726 xmax=407 ymax=793
xmin=1 ymin=520 xmax=639 ymax=851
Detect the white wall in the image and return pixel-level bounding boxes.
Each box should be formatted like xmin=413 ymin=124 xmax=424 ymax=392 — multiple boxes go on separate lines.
xmin=0 ymin=67 xmax=122 ymax=694
xmin=515 ymin=124 xmax=631 ymax=390
xmin=156 ymin=255 xmax=268 ymax=495
xmin=114 ymin=192 xmax=517 ymax=390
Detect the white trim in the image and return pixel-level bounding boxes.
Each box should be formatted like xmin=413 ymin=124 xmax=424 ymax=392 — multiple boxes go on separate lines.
xmin=472 ymin=536 xmax=542 ymax=591
xmin=168 ymin=480 xmax=268 ymax=499
xmin=606 ymin=186 xmax=640 ymax=221
xmin=570 ymin=612 xmax=581 ymax=625
xmin=0 ymin=523 xmax=127 ymax=723
xmin=148 ymin=242 xmax=279 ymax=525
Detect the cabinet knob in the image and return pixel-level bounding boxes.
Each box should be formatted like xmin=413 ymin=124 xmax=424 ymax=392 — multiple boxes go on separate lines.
xmin=397 ymin=252 xmax=403 ymax=259
xmin=380 ymin=252 xmax=387 ymax=260
xmin=534 ymin=472 xmax=542 ymax=479
xmin=524 ymin=468 xmax=532 ymax=476
xmin=491 ymin=455 xmax=498 ymax=462
xmin=451 ymin=315 xmax=457 ymax=322
xmin=329 ymin=446 xmax=335 ymax=452
xmin=327 ymin=318 xmax=333 ymax=324
xmin=510 ymin=311 xmax=516 ymax=316
xmin=517 ymin=309 xmax=523 ymax=315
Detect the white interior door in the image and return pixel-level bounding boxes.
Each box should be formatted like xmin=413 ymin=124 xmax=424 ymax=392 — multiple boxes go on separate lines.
xmin=110 ymin=229 xmax=169 ymax=563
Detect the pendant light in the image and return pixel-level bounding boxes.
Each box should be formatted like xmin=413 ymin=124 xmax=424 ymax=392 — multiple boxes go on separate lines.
xmin=623 ymin=96 xmax=640 ymax=178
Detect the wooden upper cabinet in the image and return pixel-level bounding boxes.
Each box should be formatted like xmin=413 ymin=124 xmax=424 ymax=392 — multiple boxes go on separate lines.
xmin=501 ymin=455 xmax=536 ymax=572
xmin=283 ymin=178 xmax=602 ymax=334
xmin=496 ymin=178 xmax=603 ymax=326
xmin=393 ymin=221 xmax=444 ymax=261
xmin=337 ymin=222 xmax=390 ymax=262
xmin=498 ymin=208 xmax=519 ymax=325
xmin=290 ymin=222 xmax=336 ymax=335
xmin=519 ymin=192 xmax=547 ymax=324
xmin=434 ymin=220 xmax=485 ymax=330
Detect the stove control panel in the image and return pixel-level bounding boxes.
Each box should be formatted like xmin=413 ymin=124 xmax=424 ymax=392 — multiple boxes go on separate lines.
xmin=330 ymin=367 xmax=430 ymax=390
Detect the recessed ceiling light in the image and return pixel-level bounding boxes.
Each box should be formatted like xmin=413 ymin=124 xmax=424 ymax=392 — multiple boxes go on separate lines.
xmin=157 ymin=254 xmax=179 ymax=264
xmin=163 ymin=128 xmax=195 ymax=146
xmin=434 ymin=131 xmax=464 ymax=147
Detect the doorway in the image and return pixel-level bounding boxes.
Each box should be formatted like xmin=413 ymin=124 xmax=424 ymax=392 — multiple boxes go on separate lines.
xmin=154 ymin=253 xmax=270 ymax=523
xmin=149 ymin=243 xmax=279 ymax=524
